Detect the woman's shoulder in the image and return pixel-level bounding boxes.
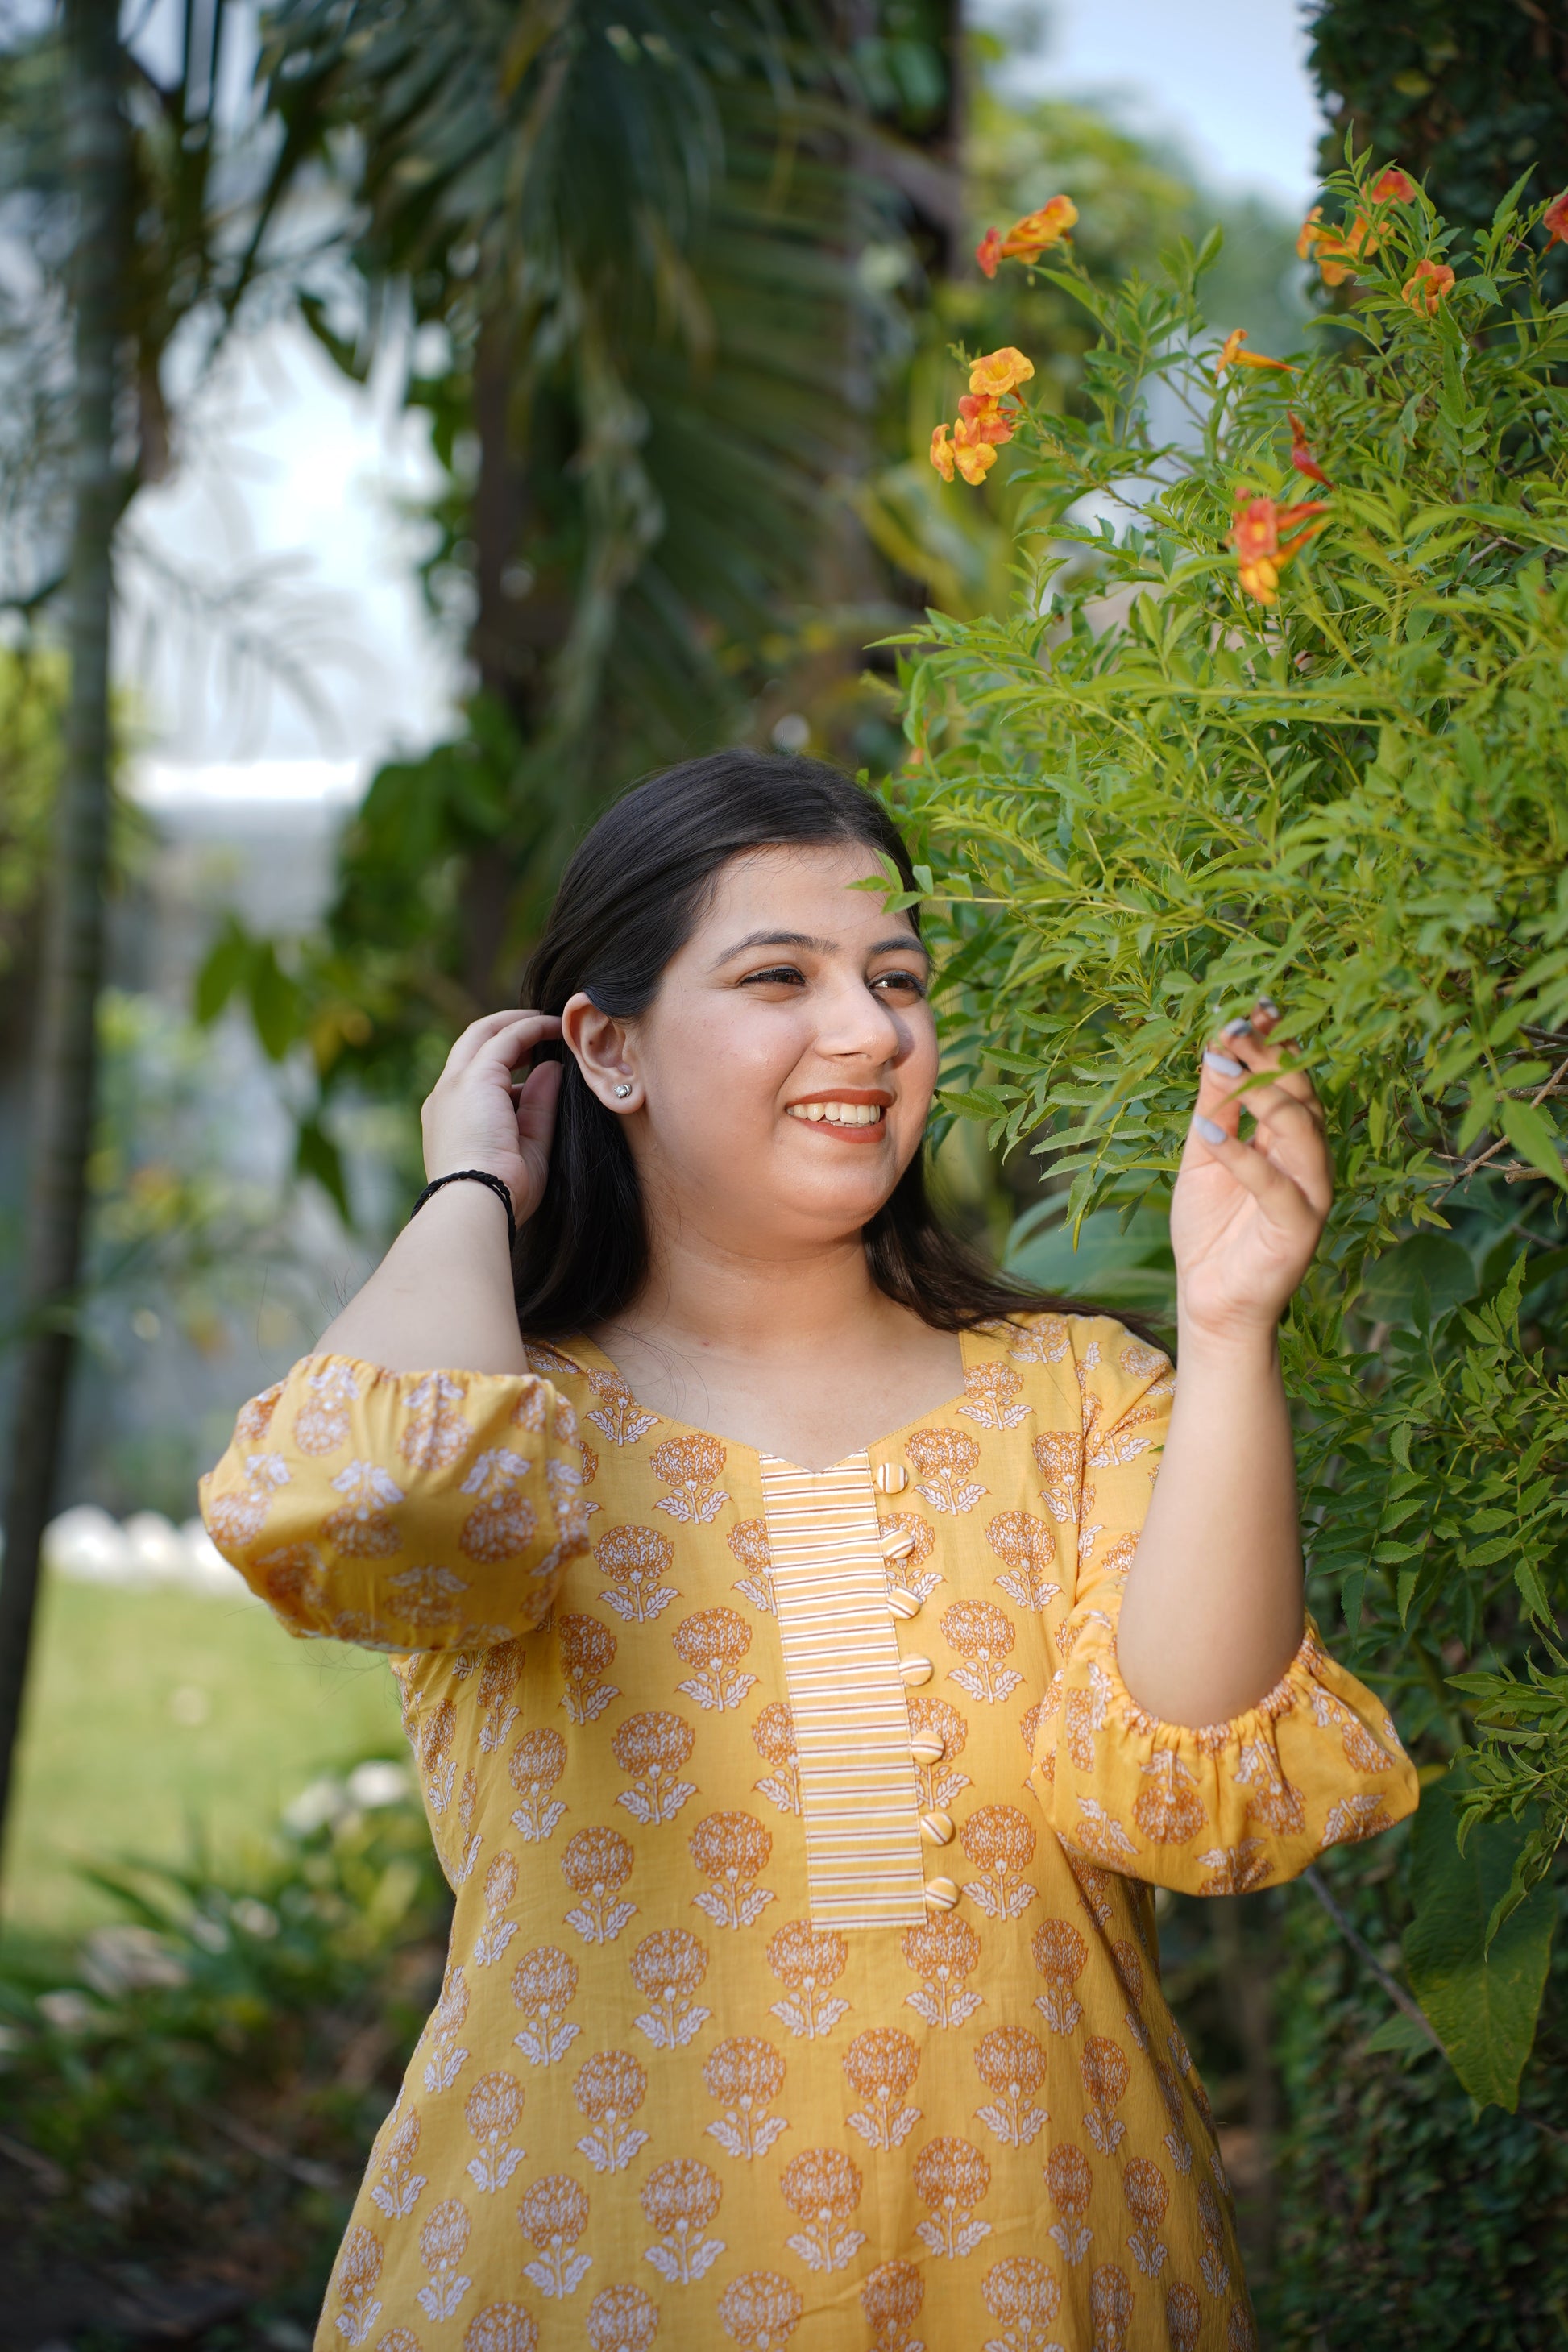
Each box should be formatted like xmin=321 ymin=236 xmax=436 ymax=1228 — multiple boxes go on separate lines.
xmin=966 ymin=1305 xmax=1171 ymax=1376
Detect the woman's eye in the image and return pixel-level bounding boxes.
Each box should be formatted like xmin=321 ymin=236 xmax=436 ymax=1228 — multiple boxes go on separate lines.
xmin=873 ymin=969 xmax=927 ymax=997
xmin=741 ymin=965 xmax=806 ymax=986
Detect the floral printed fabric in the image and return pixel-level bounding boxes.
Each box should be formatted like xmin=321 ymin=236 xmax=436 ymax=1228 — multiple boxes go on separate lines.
xmin=200 ymin=1313 xmax=1417 ymax=2352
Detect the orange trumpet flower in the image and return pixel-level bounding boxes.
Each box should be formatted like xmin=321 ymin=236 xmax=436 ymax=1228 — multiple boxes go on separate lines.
xmin=930 ymin=417 xmax=995 ymax=487
xmin=1229 ymin=492 xmax=1329 ymax=607
xmin=1298 ymin=205 xmax=1379 ymax=286
xmin=975 ymin=196 xmax=1078 ymax=278
xmin=1402 ymin=257 xmax=1455 ymax=316
xmin=1215 ymin=328 xmax=1295 ymax=380
xmin=1369 ymin=167 xmax=1417 ymax=204
xmin=1287 ymin=413 xmax=1331 ymax=487
xmin=1543 ymin=190 xmax=1568 ymax=249
xmin=969 ymin=346 xmax=1035 ymax=400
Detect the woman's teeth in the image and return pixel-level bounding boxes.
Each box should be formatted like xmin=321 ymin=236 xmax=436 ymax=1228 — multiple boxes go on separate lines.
xmin=786 ymin=1101 xmax=886 ymax=1126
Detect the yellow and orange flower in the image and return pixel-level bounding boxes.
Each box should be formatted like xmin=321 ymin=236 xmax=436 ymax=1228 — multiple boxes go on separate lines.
xmin=1214 ymin=328 xmax=1294 ymax=380
xmin=1402 ymin=257 xmax=1455 ymax=316
xmin=1545 ymin=190 xmax=1568 ymax=249
xmin=969 ymin=346 xmax=1035 ymax=400
xmin=1369 ymin=166 xmax=1417 ymax=205
xmin=929 ymin=348 xmax=1036 ymax=487
xmin=975 ymin=197 xmax=1077 ymax=278
xmin=1229 ymin=492 xmax=1329 ymax=607
xmin=1298 ymin=205 xmax=1379 ymax=286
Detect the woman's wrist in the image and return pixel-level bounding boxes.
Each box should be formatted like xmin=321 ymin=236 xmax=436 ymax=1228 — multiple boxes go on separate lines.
xmin=1173 ymin=1306 xmax=1282 ymax=1375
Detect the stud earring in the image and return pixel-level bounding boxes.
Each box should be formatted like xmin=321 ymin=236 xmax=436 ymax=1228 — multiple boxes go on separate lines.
xmin=613 ymin=1083 xmax=633 ymax=1099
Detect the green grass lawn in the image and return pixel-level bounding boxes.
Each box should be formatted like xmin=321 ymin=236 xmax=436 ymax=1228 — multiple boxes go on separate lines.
xmin=2 ymin=1572 xmax=404 ymax=1959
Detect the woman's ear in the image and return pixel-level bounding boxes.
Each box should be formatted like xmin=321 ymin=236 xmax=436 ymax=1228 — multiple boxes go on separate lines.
xmin=562 ymin=991 xmax=641 ymax=1110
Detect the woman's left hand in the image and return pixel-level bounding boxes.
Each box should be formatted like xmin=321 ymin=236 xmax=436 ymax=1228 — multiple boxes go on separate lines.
xmin=1169 ymin=1001 xmax=1332 ymax=1342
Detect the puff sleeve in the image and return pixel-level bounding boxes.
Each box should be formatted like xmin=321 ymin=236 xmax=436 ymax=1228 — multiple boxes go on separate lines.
xmin=1031 ymin=1321 xmax=1420 ymax=1894
xmin=197 ymin=1353 xmax=591 ymax=1652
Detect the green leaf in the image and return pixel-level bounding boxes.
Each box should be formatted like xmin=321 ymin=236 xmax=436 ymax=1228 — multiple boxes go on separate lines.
xmin=296 ymin=1114 xmax=351 ymax=1225
xmin=1403 ymin=1769 xmax=1556 ymax=2111
xmin=1497 ymin=1094 xmax=1568 ymax=1192
xmin=193 ymin=918 xmax=253 ymax=1026
xmin=1356 ymin=1232 xmax=1476 ymax=1326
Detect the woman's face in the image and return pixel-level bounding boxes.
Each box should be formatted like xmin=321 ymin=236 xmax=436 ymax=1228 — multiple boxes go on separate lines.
xmin=570 ymin=842 xmax=939 ymax=1259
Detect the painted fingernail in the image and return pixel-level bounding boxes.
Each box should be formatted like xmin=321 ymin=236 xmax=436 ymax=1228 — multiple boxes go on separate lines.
xmin=1222 ymin=1017 xmax=1251 ymax=1039
xmin=1203 ymin=1050 xmax=1244 ymax=1076
xmin=1255 ymin=997 xmax=1280 ymax=1018
xmin=1193 ymin=1114 xmax=1227 ymax=1144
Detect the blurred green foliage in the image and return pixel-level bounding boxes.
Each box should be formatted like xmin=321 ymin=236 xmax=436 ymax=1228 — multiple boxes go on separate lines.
xmin=1306 ymin=0 xmax=1568 ymax=239
xmin=0 ymin=1758 xmax=447 ymax=2328
xmin=894 ymin=161 xmax=1568 ymax=2105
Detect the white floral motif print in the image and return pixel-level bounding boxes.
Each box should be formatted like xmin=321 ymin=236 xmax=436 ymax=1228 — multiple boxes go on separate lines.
xmin=942 ymin=1599 xmax=1025 ymax=1705
xmin=628 ymin=1928 xmax=711 ymax=2050
xmin=906 ymin=1427 xmax=988 ymax=1516
xmin=422 ymin=1965 xmax=472 ymax=2095
xmin=1032 ymin=1918 xmax=1088 ymax=2038
xmin=861 ymin=2258 xmax=925 ymax=2351
xmin=369 ymin=2107 xmax=427 ymax=2220
xmin=573 ymin=2047 xmax=650 ymax=2173
xmin=508 ymin=1728 xmax=569 ymax=1842
xmin=1232 ymin=1738 xmax=1305 ymax=1836
xmin=384 ymin=1562 xmax=471 ymax=1632
xmin=972 ymin=2026 xmax=1050 ymax=2148
xmin=519 ymin=2173 xmax=593 ymax=2298
xmin=985 ymin=1510 xmax=1060 ymax=1612
xmin=640 ymin=2157 xmax=725 ymax=2283
xmin=562 ymin=1827 xmax=637 ymax=1943
xmin=960 ymin=1805 xmax=1039 ymax=1923
xmin=1321 ymin=1790 xmax=1394 ymax=1848
xmin=1197 ymin=1838 xmax=1273 ymax=1894
xmin=1153 ymin=2059 xmax=1193 ymax=2176
xmin=878 ymin=1511 xmax=941 ymax=1603
xmin=475 ymin=1639 xmax=525 ymax=1753
xmin=463 ymin=2071 xmax=527 ymax=2192
xmin=650 ymin=1433 xmax=730 ymax=1524
xmin=1032 ymin=1431 xmax=1082 ymax=1526
xmin=1197 ymin=2180 xmax=1232 ymax=2298
xmin=293 ymin=1360 xmax=360 ymax=1454
xmin=844 ymin=2028 xmax=923 ymax=2151
xmin=726 ymin=1517 xmax=774 ymax=1614
xmin=957 ymin=1361 xmax=1032 ymax=1431
xmin=1122 ymin=2155 xmax=1170 ymax=2277
xmin=750 ymin=1703 xmax=800 ymax=1815
xmin=672 ymin=1607 xmax=757 ymax=1711
xmin=767 ymin=1919 xmax=849 ymax=2039
xmin=1071 ymin=1795 xmax=1140 ymax=1867
xmin=913 ymin=2135 xmax=992 ymax=2259
xmin=205 ymin=1451 xmax=289 ymax=1549
xmin=1045 ymin=2142 xmax=1093 ymax=2266
xmin=703 ymin=2034 xmax=790 ymax=2158
xmin=414 ymin=2196 xmax=473 ymax=2321
xmin=1080 ymin=2037 xmax=1130 ymax=2156
xmin=689 ymin=1811 xmax=774 ymax=1930
xmin=330 ymin=2224 xmax=384 ymax=2344
xmin=556 ymin=1612 xmax=620 ymax=1724
xmin=472 ymin=1852 xmax=520 ymax=1968
xmin=1308 ymin=1681 xmax=1392 ymax=1771
xmin=584 ymin=1369 xmax=661 ymax=1446
xmin=1002 ymin=1313 xmax=1072 ymax=1367
xmin=458 ymin=1450 xmax=538 ymax=1562
xmin=906 ymin=1694 xmax=971 ymax=1811
xmin=902 ymin=1911 xmax=983 ymax=2030
xmin=613 ymin=1711 xmax=698 ymax=1826
xmin=779 ymin=2145 xmax=867 ymax=2273
xmin=324 ymin=1458 xmax=404 ymax=1556
xmin=400 ymin=1372 xmax=471 ymax=1471
xmin=510 ymin=1943 xmax=580 ymax=2066
xmin=981 ymin=2254 xmax=1065 ymax=2352
xmin=595 ymin=1524 xmax=680 ymax=1624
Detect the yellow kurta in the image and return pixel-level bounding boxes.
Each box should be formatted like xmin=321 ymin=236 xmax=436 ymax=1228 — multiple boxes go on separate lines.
xmin=200 ymin=1312 xmax=1417 ymax=2352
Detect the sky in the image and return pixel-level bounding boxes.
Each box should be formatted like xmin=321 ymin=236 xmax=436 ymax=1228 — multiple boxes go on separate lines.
xmin=122 ymin=0 xmax=1325 ymax=781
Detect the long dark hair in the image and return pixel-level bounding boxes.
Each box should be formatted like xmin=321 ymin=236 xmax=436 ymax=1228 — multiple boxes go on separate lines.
xmin=515 ymin=749 xmax=1105 ymax=1341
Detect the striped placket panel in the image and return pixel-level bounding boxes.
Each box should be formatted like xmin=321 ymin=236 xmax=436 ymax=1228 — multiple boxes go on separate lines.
xmin=757 ymin=1449 xmax=927 ymax=1930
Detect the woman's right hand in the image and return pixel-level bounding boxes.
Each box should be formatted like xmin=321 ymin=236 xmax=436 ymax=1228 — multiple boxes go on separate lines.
xmin=421 ymin=1009 xmax=565 ymax=1226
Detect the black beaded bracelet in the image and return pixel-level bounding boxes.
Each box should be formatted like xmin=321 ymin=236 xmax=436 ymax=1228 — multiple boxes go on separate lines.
xmin=410 ymin=1168 xmax=518 ymax=1252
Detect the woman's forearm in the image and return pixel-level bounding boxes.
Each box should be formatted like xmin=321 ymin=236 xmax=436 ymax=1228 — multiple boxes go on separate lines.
xmin=1114 ymin=1320 xmax=1305 ymax=1727
xmin=313 ymin=1183 xmax=528 ymax=1374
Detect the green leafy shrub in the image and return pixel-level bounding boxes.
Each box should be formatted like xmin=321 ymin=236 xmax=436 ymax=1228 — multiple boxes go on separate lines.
xmin=0 ymin=1757 xmax=448 ymax=2325
xmin=893 ymin=160 xmax=1568 ymax=2110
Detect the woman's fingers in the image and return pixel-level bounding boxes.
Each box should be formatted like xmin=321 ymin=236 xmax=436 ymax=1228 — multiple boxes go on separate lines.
xmin=1195 ymin=1004 xmax=1333 ymax=1218
xmin=442 ymin=1007 xmax=562 ymax=1081
xmin=1188 ymin=1112 xmax=1325 ymax=1237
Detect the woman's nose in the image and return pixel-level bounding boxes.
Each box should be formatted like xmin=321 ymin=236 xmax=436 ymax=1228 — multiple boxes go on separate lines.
xmin=814 ymin=973 xmax=907 ymax=1060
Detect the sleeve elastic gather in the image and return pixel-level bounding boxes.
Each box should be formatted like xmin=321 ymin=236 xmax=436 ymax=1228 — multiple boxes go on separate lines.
xmin=197 ymin=1352 xmax=592 ymax=1652
xmin=1027 ymin=1320 xmax=1419 ymax=1894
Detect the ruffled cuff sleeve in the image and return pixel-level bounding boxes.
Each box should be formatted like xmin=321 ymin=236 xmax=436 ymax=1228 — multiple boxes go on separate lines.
xmin=1035 ymin=1612 xmax=1420 ymax=1893
xmin=197 ymin=1352 xmax=591 ymax=1652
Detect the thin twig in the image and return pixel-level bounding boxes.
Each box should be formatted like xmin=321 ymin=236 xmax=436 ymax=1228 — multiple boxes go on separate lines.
xmin=1434 ymin=1052 xmax=1568 ymax=1201
xmin=1300 ymin=1865 xmax=1446 ymax=2053
xmin=203 ymin=2105 xmax=340 ymax=2191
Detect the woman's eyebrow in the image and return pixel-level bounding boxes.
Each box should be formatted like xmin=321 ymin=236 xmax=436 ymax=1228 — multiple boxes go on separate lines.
xmin=710 ymin=928 xmax=931 ymax=969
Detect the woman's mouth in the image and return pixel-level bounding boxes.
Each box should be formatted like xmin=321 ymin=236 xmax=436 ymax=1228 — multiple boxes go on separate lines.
xmin=785 ymin=1099 xmax=888 ymax=1131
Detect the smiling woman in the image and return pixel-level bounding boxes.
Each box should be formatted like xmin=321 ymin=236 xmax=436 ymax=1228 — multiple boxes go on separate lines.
xmin=199 ymin=750 xmax=1417 ymax=2349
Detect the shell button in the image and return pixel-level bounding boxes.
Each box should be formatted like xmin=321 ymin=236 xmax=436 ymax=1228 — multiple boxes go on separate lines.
xmin=898 ymin=1654 xmax=934 ymax=1687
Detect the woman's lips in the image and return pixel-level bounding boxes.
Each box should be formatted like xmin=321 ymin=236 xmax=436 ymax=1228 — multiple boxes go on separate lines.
xmin=784 ymin=1098 xmax=890 ymax=1141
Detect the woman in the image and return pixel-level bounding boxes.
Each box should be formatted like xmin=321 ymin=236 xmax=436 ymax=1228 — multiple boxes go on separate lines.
xmin=202 ymin=751 xmax=1416 ymax=2352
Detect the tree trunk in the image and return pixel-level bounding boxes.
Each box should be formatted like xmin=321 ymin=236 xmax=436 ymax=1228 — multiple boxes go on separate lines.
xmin=0 ymin=0 xmax=127 ymax=1885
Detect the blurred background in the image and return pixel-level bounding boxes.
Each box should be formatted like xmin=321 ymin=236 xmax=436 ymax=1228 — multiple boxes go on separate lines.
xmin=2 ymin=0 xmax=1565 ymax=2342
